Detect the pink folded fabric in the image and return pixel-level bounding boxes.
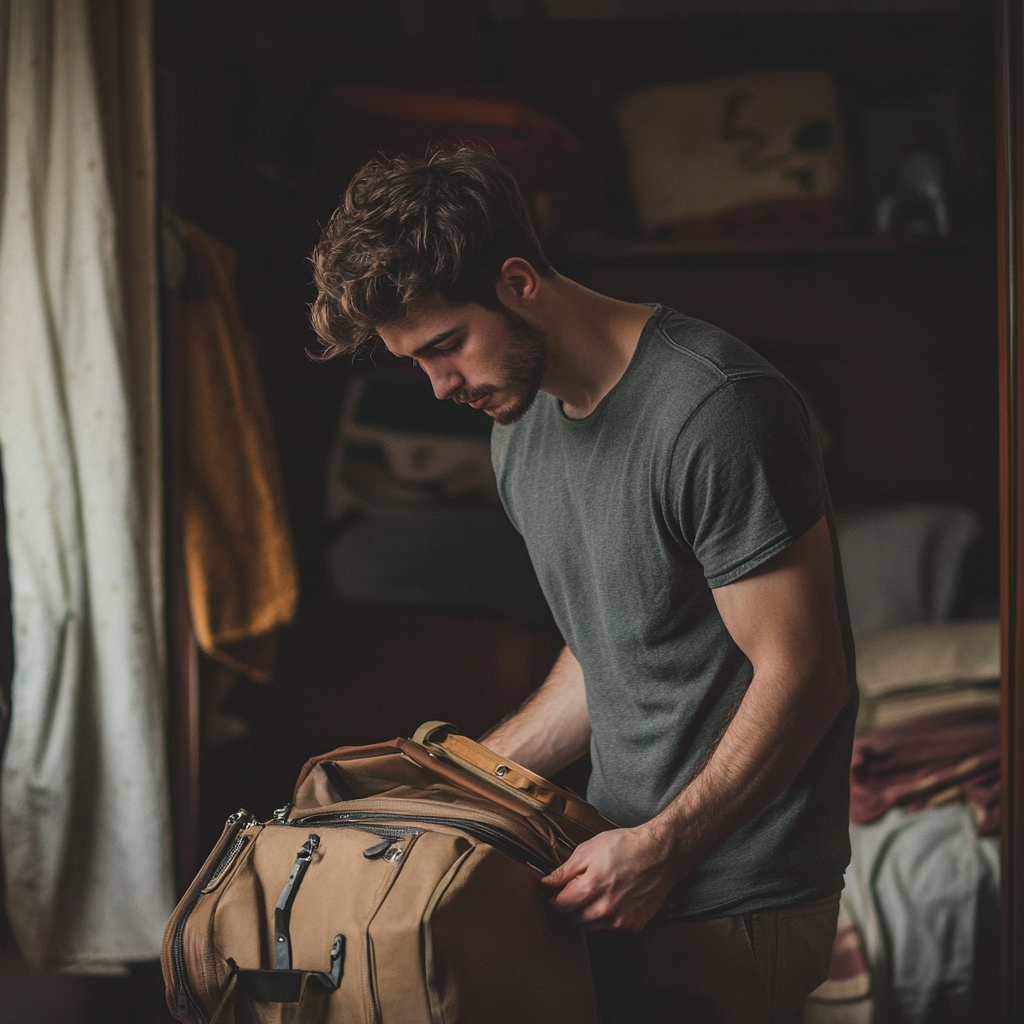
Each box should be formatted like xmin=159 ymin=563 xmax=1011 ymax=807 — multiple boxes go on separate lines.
xmin=850 ymin=706 xmax=999 ymax=835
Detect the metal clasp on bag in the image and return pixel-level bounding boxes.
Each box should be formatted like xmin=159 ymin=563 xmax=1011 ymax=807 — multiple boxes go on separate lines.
xmin=274 ymin=834 xmax=321 ymax=970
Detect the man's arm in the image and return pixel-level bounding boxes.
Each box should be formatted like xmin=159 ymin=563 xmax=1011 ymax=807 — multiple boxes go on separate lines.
xmin=480 ymin=645 xmax=591 ymax=779
xmin=541 ymin=515 xmax=850 ymax=932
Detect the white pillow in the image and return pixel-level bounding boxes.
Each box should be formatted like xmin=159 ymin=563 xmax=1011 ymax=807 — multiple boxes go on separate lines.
xmin=855 ymin=619 xmax=1000 ymax=698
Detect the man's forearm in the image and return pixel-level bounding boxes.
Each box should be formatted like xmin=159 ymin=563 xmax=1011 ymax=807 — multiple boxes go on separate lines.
xmin=648 ymin=659 xmax=848 ymax=880
xmin=480 ymin=645 xmax=591 ymax=778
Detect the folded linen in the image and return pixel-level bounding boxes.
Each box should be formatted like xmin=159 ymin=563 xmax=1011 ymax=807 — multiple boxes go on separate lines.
xmin=855 ymin=618 xmax=999 ymax=698
xmin=850 ymin=707 xmax=999 ymax=835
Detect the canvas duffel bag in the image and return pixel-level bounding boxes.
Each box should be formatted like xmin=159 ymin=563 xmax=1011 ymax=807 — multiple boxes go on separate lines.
xmin=162 ymin=722 xmax=615 ymax=1024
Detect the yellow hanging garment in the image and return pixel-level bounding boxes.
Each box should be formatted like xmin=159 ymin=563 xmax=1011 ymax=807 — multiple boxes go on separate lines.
xmin=180 ymin=221 xmax=299 ymax=682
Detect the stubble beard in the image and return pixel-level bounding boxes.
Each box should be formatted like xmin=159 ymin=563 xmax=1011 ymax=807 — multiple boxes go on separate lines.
xmin=455 ymin=307 xmax=549 ymax=427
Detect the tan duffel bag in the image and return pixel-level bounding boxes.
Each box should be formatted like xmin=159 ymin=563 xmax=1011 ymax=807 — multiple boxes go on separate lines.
xmin=162 ymin=722 xmax=615 ymax=1024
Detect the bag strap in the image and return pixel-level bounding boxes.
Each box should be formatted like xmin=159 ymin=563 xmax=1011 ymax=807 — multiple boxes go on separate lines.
xmin=411 ymin=721 xmax=615 ymax=836
xmin=394 ymin=737 xmax=553 ymax=827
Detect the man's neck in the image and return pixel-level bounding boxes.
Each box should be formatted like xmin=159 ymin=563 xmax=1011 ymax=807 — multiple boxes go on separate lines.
xmin=536 ymin=277 xmax=656 ymax=420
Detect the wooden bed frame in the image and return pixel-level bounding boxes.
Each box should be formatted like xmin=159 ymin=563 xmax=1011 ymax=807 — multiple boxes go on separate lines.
xmin=996 ymin=1 xmax=1024 ymax=1015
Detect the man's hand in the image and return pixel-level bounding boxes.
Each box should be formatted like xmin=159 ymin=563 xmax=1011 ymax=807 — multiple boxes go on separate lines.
xmin=540 ymin=823 xmax=687 ymax=933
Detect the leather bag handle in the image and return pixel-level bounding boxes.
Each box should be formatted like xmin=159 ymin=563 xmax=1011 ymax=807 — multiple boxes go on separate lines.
xmin=393 ymin=737 xmax=563 ymax=837
xmin=411 ymin=721 xmax=615 ymax=836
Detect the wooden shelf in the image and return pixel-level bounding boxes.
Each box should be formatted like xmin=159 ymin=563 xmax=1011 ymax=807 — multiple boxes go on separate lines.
xmin=548 ymin=232 xmax=994 ymax=262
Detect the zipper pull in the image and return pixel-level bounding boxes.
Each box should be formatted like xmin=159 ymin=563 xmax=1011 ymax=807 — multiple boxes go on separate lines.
xmin=177 ymin=989 xmax=189 ymax=1016
xmin=363 ymin=839 xmax=391 ymax=859
xmin=274 ymin=834 xmax=321 ymax=971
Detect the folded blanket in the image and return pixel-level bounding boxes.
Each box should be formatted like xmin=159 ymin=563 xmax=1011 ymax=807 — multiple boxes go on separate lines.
xmin=850 ymin=707 xmax=999 ymax=835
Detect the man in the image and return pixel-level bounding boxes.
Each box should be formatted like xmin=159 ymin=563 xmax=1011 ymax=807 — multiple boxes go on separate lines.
xmin=311 ymin=147 xmax=857 ymax=1024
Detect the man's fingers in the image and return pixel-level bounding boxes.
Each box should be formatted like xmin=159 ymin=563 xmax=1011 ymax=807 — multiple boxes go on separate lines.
xmin=538 ymin=866 xmax=564 ymax=889
xmin=546 ymin=873 xmax=594 ymax=913
xmin=539 ymin=852 xmax=586 ymax=890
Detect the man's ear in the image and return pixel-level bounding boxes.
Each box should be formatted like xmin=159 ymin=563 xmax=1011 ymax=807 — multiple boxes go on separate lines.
xmin=495 ymin=257 xmax=541 ymax=307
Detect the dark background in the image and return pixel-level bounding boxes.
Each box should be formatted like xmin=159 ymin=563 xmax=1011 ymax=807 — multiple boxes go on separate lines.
xmin=155 ymin=0 xmax=997 ymax=583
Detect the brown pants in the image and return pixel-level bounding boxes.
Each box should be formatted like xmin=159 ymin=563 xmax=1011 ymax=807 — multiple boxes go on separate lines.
xmin=588 ymin=893 xmax=840 ymax=1024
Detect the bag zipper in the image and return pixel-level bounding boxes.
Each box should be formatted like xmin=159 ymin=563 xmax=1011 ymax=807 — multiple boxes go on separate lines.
xmin=289 ymin=811 xmax=556 ymax=872
xmin=316 ymin=821 xmax=423 ymax=845
xmin=200 ymin=834 xmax=251 ymax=894
xmin=172 ymin=810 xmax=256 ymax=1023
xmin=361 ymin=832 xmax=418 ymax=1024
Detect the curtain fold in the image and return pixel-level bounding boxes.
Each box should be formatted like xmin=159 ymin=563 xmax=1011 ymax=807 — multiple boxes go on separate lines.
xmin=0 ymin=0 xmax=174 ymax=969
xmin=88 ymin=0 xmax=165 ymax=675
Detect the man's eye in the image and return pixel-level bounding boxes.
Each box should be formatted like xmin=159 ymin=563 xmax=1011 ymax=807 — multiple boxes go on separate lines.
xmin=437 ymin=338 xmax=463 ymax=356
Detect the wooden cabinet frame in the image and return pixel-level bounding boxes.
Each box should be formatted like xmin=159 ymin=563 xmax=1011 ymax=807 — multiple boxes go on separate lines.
xmin=998 ymin=1 xmax=1024 ymax=1018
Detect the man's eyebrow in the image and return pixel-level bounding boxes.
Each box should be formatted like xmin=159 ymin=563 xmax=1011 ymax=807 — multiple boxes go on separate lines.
xmin=411 ymin=326 xmax=460 ymax=357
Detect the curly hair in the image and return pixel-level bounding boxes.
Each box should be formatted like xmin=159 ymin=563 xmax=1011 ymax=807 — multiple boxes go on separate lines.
xmin=309 ymin=147 xmax=554 ymax=359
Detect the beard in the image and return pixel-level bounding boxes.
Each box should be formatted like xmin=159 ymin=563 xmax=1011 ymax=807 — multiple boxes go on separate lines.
xmin=453 ymin=306 xmax=549 ymax=426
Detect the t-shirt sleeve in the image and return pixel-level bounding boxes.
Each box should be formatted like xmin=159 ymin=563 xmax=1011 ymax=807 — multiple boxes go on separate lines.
xmin=668 ymin=374 xmax=825 ymax=588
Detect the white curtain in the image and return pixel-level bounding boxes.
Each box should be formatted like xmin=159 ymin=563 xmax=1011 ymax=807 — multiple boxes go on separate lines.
xmin=0 ymin=0 xmax=174 ymax=970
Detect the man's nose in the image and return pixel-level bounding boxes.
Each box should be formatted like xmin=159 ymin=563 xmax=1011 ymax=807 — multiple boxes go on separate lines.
xmin=426 ymin=366 xmax=464 ymax=401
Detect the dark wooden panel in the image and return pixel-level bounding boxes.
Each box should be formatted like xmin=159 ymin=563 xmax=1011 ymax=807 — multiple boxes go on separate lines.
xmin=997 ymin=0 xmax=1024 ymax=1017
xmin=0 ymin=462 xmax=11 ymax=755
xmin=160 ymin=285 xmax=201 ymax=894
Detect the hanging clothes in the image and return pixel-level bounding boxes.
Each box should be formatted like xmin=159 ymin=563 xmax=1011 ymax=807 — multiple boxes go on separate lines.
xmin=177 ymin=221 xmax=299 ymax=683
xmin=0 ymin=0 xmax=174 ymax=970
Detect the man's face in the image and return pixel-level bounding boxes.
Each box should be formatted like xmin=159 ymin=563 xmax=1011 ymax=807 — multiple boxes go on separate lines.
xmin=377 ymin=299 xmax=548 ymax=426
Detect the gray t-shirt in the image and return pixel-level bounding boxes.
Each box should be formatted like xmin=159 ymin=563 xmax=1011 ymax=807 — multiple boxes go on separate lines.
xmin=491 ymin=306 xmax=857 ymax=918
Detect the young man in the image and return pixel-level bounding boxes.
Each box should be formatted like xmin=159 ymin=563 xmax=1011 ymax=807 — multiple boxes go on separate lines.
xmin=311 ymin=147 xmax=857 ymax=1024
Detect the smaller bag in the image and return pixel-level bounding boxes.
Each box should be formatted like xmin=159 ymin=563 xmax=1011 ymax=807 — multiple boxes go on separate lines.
xmin=162 ymin=724 xmax=614 ymax=1024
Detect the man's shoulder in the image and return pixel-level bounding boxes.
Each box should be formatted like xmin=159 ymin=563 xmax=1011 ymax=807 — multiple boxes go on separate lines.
xmin=490 ymin=307 xmax=793 ymax=463
xmin=604 ymin=307 xmax=794 ymax=442
xmin=646 ymin=306 xmax=783 ymax=386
